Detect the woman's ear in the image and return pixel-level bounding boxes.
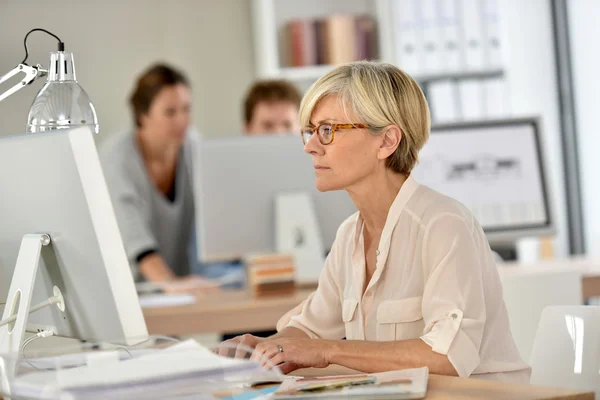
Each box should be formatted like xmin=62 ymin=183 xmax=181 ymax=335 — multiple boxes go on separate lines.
xmin=377 ymin=125 xmax=402 ymax=160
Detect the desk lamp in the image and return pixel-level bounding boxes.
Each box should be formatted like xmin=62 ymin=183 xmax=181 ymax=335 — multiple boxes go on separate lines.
xmin=0 ymin=28 xmax=99 ymax=133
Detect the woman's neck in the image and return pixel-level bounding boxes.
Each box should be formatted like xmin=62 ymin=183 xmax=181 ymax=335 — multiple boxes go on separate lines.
xmin=347 ymin=170 xmax=408 ymax=235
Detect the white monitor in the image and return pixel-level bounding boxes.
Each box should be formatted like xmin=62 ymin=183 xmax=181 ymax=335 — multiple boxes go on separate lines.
xmin=0 ymin=127 xmax=148 ymax=358
xmin=412 ymin=117 xmax=554 ymax=244
xmin=194 ymin=135 xmax=357 ymax=262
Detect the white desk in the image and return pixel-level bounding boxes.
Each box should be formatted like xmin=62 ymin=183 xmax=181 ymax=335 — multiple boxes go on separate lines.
xmin=498 ymin=256 xmax=600 ymax=300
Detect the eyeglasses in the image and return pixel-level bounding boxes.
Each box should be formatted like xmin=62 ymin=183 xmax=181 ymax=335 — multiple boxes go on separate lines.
xmin=301 ymin=123 xmax=370 ymax=145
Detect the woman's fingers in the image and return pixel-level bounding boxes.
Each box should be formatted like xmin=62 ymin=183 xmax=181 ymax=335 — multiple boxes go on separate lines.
xmin=234 ymin=334 xmax=259 ymax=359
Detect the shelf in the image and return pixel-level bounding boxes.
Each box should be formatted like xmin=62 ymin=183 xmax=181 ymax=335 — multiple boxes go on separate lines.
xmin=274 ymin=64 xmax=504 ymax=83
xmin=415 ymin=68 xmax=505 ymax=83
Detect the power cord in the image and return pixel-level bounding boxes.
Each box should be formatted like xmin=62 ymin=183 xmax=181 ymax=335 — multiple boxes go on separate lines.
xmin=22 ymin=330 xmax=55 ymax=370
xmin=21 ymin=28 xmax=64 ymax=65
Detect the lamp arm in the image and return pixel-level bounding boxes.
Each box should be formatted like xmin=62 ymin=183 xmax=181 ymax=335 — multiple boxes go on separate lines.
xmin=0 ymin=64 xmax=47 ymax=103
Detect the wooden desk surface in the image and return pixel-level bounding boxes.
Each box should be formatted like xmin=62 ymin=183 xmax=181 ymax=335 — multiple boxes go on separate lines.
xmin=143 ymin=257 xmax=600 ymax=336
xmin=292 ymin=366 xmax=594 ymax=400
xmin=143 ymin=288 xmax=314 ymax=336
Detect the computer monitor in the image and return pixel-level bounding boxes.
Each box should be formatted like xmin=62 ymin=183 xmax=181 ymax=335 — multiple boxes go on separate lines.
xmin=0 ymin=127 xmax=148 ymax=357
xmin=194 ymin=135 xmax=357 ymax=262
xmin=412 ymin=117 xmax=555 ymax=244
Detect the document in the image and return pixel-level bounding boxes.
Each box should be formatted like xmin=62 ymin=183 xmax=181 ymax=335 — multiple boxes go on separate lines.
xmin=272 ymin=367 xmax=428 ymax=399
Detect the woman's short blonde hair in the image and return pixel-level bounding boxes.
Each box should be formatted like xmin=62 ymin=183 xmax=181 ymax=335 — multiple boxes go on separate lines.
xmin=299 ymin=61 xmax=430 ymax=175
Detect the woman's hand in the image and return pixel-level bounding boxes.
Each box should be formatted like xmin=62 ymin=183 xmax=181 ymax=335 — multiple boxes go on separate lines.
xmin=251 ymin=338 xmax=331 ymax=374
xmin=215 ymin=334 xmax=268 ymax=358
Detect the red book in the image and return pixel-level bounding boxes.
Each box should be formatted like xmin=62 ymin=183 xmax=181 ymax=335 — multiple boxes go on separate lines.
xmin=288 ymin=20 xmax=305 ymax=67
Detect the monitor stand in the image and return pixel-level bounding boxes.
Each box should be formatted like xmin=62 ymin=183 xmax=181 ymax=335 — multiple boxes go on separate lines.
xmin=275 ymin=192 xmax=325 ymax=285
xmin=491 ymin=243 xmax=518 ymax=262
xmin=0 ymin=234 xmax=65 ymax=384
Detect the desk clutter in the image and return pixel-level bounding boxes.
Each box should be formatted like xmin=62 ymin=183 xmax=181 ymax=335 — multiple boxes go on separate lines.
xmin=245 ymin=253 xmax=297 ymax=297
xmin=4 ymin=339 xmax=283 ymax=399
xmin=274 ymin=367 xmax=429 ymax=399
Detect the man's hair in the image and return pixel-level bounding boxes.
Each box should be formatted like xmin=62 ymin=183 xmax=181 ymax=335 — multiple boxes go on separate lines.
xmin=243 ymin=79 xmax=302 ymax=124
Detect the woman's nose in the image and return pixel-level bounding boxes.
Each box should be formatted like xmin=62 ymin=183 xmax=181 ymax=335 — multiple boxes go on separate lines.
xmin=304 ymin=134 xmax=323 ymax=155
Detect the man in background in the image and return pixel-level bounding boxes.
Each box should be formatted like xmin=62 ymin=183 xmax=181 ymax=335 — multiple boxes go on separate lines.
xmin=243 ymin=79 xmax=302 ymax=135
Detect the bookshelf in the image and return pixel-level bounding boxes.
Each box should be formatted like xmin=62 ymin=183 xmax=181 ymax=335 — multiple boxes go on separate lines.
xmin=251 ymin=0 xmax=389 ymax=79
xmin=251 ymin=0 xmax=511 ymax=123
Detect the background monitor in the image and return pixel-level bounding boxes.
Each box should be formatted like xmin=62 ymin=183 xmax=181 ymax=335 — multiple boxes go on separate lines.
xmin=194 ymin=135 xmax=357 ymax=262
xmin=412 ymin=117 xmax=554 ymax=244
xmin=0 ymin=127 xmax=148 ymax=345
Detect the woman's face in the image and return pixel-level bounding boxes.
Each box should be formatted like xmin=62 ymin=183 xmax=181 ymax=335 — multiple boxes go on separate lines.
xmin=303 ymin=95 xmax=383 ymax=192
xmin=140 ymin=83 xmax=191 ymax=147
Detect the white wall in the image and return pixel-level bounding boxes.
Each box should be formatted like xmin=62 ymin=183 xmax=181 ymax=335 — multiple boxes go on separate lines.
xmin=567 ymin=0 xmax=600 ymax=255
xmin=499 ymin=0 xmax=568 ymax=256
xmin=0 ymin=0 xmax=256 ymax=142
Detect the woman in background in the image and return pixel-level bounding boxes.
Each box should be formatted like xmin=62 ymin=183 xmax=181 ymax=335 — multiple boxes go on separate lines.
xmin=101 ymin=64 xmax=209 ymax=290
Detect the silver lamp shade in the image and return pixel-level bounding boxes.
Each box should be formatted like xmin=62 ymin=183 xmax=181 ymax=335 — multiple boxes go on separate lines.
xmin=26 ymin=51 xmax=99 ymax=134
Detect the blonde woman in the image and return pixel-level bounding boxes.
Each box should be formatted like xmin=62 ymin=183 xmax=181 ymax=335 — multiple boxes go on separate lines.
xmin=218 ymin=62 xmax=530 ymax=383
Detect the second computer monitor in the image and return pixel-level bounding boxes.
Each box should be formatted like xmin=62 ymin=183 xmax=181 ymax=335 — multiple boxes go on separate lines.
xmin=412 ymin=117 xmax=554 ymax=244
xmin=194 ymin=135 xmax=357 ymax=262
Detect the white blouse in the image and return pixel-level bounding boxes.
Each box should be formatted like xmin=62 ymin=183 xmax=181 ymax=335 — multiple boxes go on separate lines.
xmin=279 ymin=176 xmax=531 ymax=383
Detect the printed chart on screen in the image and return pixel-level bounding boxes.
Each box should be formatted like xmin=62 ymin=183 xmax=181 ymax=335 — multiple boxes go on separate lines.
xmin=412 ymin=119 xmax=552 ymax=239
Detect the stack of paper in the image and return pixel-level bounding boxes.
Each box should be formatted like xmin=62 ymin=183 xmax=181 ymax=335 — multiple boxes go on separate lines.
xmin=9 ymin=340 xmax=282 ymax=399
xmin=272 ymin=367 xmax=428 ymax=399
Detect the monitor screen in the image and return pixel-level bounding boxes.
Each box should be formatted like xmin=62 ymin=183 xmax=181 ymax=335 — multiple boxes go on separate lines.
xmin=412 ymin=118 xmax=552 ymax=241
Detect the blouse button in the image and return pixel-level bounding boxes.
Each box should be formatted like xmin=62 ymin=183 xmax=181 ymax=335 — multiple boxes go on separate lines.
xmin=451 ymin=313 xmax=458 ymax=320
xmin=376 ymin=250 xmax=380 ymax=256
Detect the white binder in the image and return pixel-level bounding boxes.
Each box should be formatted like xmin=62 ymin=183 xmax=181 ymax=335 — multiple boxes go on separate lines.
xmin=458 ymin=0 xmax=485 ymax=70
xmin=419 ymin=0 xmax=443 ymax=74
xmin=483 ymin=77 xmax=510 ymax=118
xmin=481 ymin=0 xmax=504 ymax=68
xmin=429 ymin=80 xmax=459 ymax=123
xmin=438 ymin=0 xmax=462 ymax=72
xmin=458 ymin=79 xmax=485 ymax=120
xmin=393 ymin=0 xmax=422 ymax=74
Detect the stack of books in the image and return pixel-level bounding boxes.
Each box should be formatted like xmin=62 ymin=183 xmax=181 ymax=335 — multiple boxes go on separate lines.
xmin=286 ymin=15 xmax=377 ymax=67
xmin=245 ymin=253 xmax=296 ymax=297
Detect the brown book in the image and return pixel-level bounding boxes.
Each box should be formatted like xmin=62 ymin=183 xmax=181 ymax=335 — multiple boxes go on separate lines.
xmin=316 ymin=19 xmax=328 ymax=65
xmin=326 ymin=15 xmax=356 ymax=65
xmin=253 ymin=280 xmax=296 ymax=297
xmin=302 ymin=19 xmax=318 ymax=66
xmin=355 ymin=15 xmax=377 ymax=60
xmin=288 ymin=19 xmax=305 ymax=67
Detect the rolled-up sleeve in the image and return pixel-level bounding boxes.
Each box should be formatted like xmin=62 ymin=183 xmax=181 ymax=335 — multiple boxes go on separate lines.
xmin=419 ymin=213 xmax=486 ymax=378
xmin=280 ymin=239 xmax=345 ymax=340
